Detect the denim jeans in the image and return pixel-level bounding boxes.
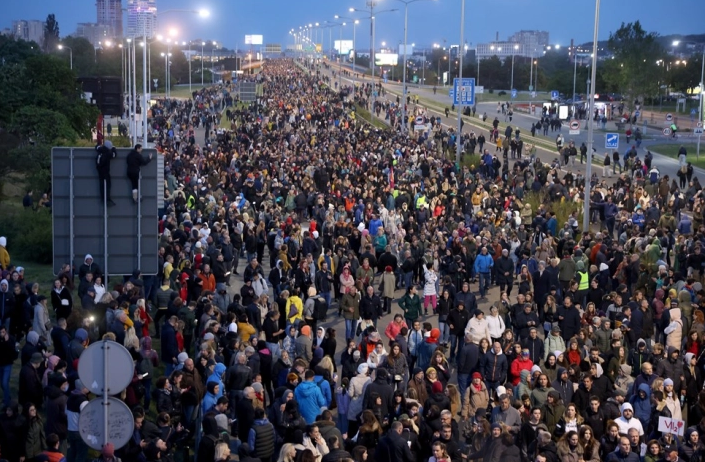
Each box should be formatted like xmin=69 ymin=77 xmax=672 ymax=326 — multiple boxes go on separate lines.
xmin=0 ymin=364 xmax=11 ymax=407
xmin=68 ymin=430 xmax=88 ymax=462
xmin=439 ymin=322 xmax=450 ymax=344
xmin=345 ymin=319 xmax=358 ymax=342
xmin=266 ymin=342 xmax=282 ymax=360
xmin=323 ymin=291 xmax=332 ymax=311
xmin=404 ymin=272 xmax=413 ymax=290
xmin=458 ymin=373 xmax=470 ymax=406
xmin=479 ymin=272 xmax=491 ymax=297
xmin=449 ymin=334 xmax=460 ymax=362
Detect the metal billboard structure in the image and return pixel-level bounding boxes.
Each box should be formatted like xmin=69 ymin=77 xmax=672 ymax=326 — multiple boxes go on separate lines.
xmin=52 ymin=147 xmax=160 ymax=278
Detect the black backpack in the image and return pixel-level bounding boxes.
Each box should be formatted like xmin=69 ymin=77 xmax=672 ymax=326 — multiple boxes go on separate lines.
xmin=314 ymin=296 xmax=328 ymax=321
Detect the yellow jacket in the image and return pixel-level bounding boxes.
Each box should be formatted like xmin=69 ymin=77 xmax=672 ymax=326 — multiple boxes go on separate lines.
xmin=0 ymin=247 xmax=8 ymax=270
xmin=286 ymin=296 xmax=303 ymax=323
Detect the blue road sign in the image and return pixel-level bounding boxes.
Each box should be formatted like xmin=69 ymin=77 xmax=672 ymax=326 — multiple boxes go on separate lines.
xmin=692 ymin=109 xmax=698 ymax=115
xmin=605 ymin=133 xmax=620 ymax=149
xmin=453 ymin=78 xmax=475 ymax=106
xmin=449 ymin=89 xmax=454 ymax=98
xmin=511 ymin=89 xmax=517 ymax=99
xmin=551 ymin=90 xmax=559 ymax=100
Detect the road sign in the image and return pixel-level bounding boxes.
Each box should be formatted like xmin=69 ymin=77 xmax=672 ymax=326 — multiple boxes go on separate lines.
xmin=530 ymin=91 xmax=537 ymax=98
xmin=695 ymin=127 xmax=704 ymax=136
xmin=529 ymin=85 xmax=534 ymax=91
xmin=634 ymin=110 xmax=640 ymax=117
xmin=78 ymin=340 xmax=134 ymax=394
xmin=550 ymin=90 xmax=559 ymax=100
xmin=663 ymin=127 xmax=672 ymax=136
xmin=569 ymin=120 xmax=581 ymax=130
xmin=453 ymin=78 xmax=475 ymax=106
xmin=79 ymin=398 xmax=134 ymax=450
xmin=666 ymin=113 xmax=673 ymax=121
xmin=449 ymin=89 xmax=454 ymax=98
xmin=698 ymin=122 xmax=703 ymax=128
xmin=605 ymin=133 xmax=619 ymax=149
xmin=569 ymin=129 xmax=580 ymax=135
xmin=511 ymin=89 xmax=517 ymax=99
xmin=475 ymin=86 xmax=484 ymax=94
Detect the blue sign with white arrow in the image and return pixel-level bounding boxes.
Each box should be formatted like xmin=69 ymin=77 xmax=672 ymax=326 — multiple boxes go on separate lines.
xmin=605 ymin=133 xmax=619 ymax=149
xmin=453 ymin=78 xmax=475 ymax=106
xmin=511 ymin=89 xmax=517 ymax=99
xmin=551 ymin=90 xmax=559 ymax=100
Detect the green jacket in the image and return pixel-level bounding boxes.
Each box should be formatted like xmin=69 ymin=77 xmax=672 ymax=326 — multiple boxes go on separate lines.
xmin=341 ymin=292 xmax=360 ymax=321
xmin=399 ymin=293 xmax=422 ymax=321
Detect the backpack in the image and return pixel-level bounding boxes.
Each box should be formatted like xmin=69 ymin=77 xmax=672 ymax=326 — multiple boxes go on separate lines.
xmin=314 ymin=297 xmax=328 ymax=321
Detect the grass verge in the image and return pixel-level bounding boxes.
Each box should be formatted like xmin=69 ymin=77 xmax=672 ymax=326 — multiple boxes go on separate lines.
xmin=649 ymin=143 xmax=705 ymax=168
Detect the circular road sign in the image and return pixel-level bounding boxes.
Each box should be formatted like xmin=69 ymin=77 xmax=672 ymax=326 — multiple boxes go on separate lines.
xmin=698 ymin=122 xmax=703 ymax=128
xmin=570 ymin=120 xmax=581 ymax=130
xmin=663 ymin=127 xmax=672 ymax=136
xmin=530 ymin=91 xmax=537 ymax=98
xmin=79 ymin=397 xmax=134 ymax=450
xmin=666 ymin=113 xmax=673 ymax=121
xmin=78 ymin=340 xmax=134 ymax=396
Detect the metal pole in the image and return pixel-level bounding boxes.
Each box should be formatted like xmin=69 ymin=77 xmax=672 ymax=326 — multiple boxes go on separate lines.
xmin=69 ymin=149 xmax=74 ymax=275
xmin=132 ymin=42 xmax=137 ymax=145
xmin=69 ymin=49 xmax=73 ymax=70
xmin=456 ymin=0 xmax=465 ymax=166
xmin=700 ymin=48 xmax=704 ymax=126
xmin=510 ymin=51 xmax=514 ymax=92
xmin=103 ymin=340 xmax=109 ymax=448
xmin=103 ymin=181 xmax=109 ymax=288
xmin=402 ymin=2 xmax=409 ymax=133
xmin=583 ymin=0 xmax=600 ymax=233
xmin=138 ymin=176 xmax=142 ymax=269
xmin=188 ymin=42 xmax=192 ymax=94
xmin=572 ymin=48 xmax=577 ymax=105
xmin=448 ymin=46 xmax=451 ymax=86
xmin=339 ymin=25 xmax=343 ymax=90
xmin=143 ymin=30 xmax=148 ymax=146
xmin=371 ymin=15 xmax=376 ymax=85
xmin=477 ymin=58 xmax=480 ymax=86
xmin=353 ymin=22 xmax=356 ymax=79
xmin=201 ymin=44 xmax=205 ymax=87
xmin=127 ymin=42 xmax=132 ymax=139
xmin=422 ymin=48 xmax=425 ymax=85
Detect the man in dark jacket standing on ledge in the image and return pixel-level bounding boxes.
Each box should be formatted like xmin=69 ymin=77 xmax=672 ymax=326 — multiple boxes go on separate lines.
xmin=95 ymin=140 xmax=117 ymax=206
xmin=126 ymin=143 xmax=152 ymax=203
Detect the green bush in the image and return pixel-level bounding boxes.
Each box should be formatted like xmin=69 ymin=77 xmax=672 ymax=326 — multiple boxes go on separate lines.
xmin=0 ymin=207 xmax=53 ymax=264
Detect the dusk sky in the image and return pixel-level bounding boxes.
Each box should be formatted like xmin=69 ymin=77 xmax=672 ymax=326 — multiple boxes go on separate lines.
xmin=3 ymin=0 xmax=704 ymax=51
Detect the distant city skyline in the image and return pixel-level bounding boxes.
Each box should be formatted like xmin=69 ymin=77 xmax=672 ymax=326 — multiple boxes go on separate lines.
xmin=1 ymin=0 xmax=704 ymax=52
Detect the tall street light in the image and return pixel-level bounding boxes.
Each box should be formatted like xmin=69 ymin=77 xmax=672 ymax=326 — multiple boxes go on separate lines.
xmin=57 ymin=44 xmax=72 ymax=69
xmin=201 ymin=42 xmax=206 ymax=87
xmin=510 ymin=44 xmax=519 ymax=92
xmin=335 ymin=15 xmax=360 ymax=76
xmin=212 ymin=41 xmax=218 ymax=84
xmin=349 ymin=5 xmax=397 ymax=89
xmin=396 ymin=0 xmax=435 ymax=134
xmin=455 ymin=0 xmax=466 ymax=166
xmin=583 ymin=0 xmax=601 ymax=233
xmin=572 ymin=45 xmax=578 ymax=104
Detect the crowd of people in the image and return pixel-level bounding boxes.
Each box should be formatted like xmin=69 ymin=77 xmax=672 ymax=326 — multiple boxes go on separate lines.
xmin=1 ymin=57 xmax=705 ymax=462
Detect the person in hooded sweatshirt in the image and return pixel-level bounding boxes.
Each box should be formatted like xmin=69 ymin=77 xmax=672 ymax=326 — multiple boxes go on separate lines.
xmin=629 ymin=383 xmax=652 ymax=430
xmin=590 ymin=363 xmax=613 ymax=400
xmin=44 ymin=372 xmax=69 ymax=454
xmin=417 ymin=328 xmax=441 ymax=370
xmin=202 ymin=381 xmax=220 ymax=415
xmin=552 ymin=367 xmax=574 ymax=405
xmin=294 ymin=369 xmax=328 ymax=424
xmin=207 ymin=362 xmax=227 ymax=399
xmin=514 ymin=370 xmax=532 ymax=402
xmin=197 ymin=414 xmax=221 ymax=462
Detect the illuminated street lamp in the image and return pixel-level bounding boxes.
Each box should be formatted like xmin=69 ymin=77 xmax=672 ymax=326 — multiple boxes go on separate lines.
xmin=57 ymin=44 xmax=72 ymax=69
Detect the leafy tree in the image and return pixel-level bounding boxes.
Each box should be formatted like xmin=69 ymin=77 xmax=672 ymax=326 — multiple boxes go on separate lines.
xmin=669 ymin=57 xmax=702 ymax=95
xmin=606 ymin=21 xmax=664 ymax=108
xmin=43 ymin=14 xmax=60 ymax=52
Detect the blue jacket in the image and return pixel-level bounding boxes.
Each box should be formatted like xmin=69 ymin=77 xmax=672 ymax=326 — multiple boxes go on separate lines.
xmin=629 ymin=383 xmax=652 ymax=427
xmin=417 ymin=340 xmax=438 ymax=370
xmin=474 ymin=253 xmax=494 ymax=274
xmin=369 ymin=218 xmax=383 ymax=237
xmin=201 ymin=391 xmax=218 ymax=415
xmin=294 ymin=380 xmax=328 ymax=424
xmin=481 ymin=349 xmax=508 ymax=383
xmin=313 ymin=376 xmax=332 ymax=408
xmin=207 ymin=363 xmax=227 ymax=398
xmin=160 ymin=322 xmax=180 ymax=364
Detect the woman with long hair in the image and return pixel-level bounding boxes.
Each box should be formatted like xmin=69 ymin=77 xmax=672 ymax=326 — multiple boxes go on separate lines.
xmin=566 ymin=339 xmax=583 ymax=366
xmin=555 ymin=404 xmax=584 ymax=440
xmin=557 ymin=430 xmax=584 ymax=462
xmin=357 ymin=410 xmax=382 ymax=456
xmin=429 ymin=441 xmax=450 ymax=462
xmin=276 ymin=443 xmax=297 ymax=462
xmin=606 ymin=346 xmax=627 ymax=384
xmin=579 ymin=425 xmax=600 ymax=462
xmin=382 ymin=343 xmax=408 ymax=392
xmin=351 ymin=445 xmax=368 ymax=462
xmin=19 ymin=402 xmax=45 ymax=462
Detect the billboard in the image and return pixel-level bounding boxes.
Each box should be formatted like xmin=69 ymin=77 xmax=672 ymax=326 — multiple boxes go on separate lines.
xmin=375 ymin=53 xmax=399 ymax=66
xmin=398 ymin=43 xmax=414 ymax=56
xmin=52 ymin=148 xmax=160 ymax=276
xmin=334 ymin=40 xmax=354 ymax=55
xmin=245 ymin=35 xmax=263 ymax=45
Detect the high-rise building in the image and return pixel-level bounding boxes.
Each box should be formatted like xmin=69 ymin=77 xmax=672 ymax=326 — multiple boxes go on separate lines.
xmin=126 ymin=0 xmax=157 ymax=39
xmin=11 ymin=20 xmax=45 ymax=47
xmin=508 ymin=30 xmax=549 ymax=56
xmin=97 ymin=0 xmax=123 ymax=38
xmin=74 ymin=22 xmax=115 ymax=47
xmin=476 ymin=30 xmax=549 ymax=60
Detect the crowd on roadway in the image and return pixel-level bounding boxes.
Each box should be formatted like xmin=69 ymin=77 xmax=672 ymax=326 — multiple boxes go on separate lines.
xmin=2 ymin=57 xmax=705 ymax=462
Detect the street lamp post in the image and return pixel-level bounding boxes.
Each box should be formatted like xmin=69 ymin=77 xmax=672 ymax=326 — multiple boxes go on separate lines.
xmin=201 ymin=42 xmax=206 ymax=87
xmin=583 ymin=0 xmax=601 ymax=233
xmin=57 ymin=44 xmax=72 ymax=69
xmin=572 ymin=47 xmax=578 ymax=104
xmin=510 ymin=44 xmax=518 ymax=91
xmin=211 ymin=42 xmax=217 ymax=84
xmin=456 ymin=0 xmax=465 ymax=166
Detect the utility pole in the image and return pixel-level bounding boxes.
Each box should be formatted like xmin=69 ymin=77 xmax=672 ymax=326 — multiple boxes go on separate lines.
xmin=456 ymin=0 xmax=465 ymax=167
xmin=583 ymin=0 xmax=601 ymax=233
